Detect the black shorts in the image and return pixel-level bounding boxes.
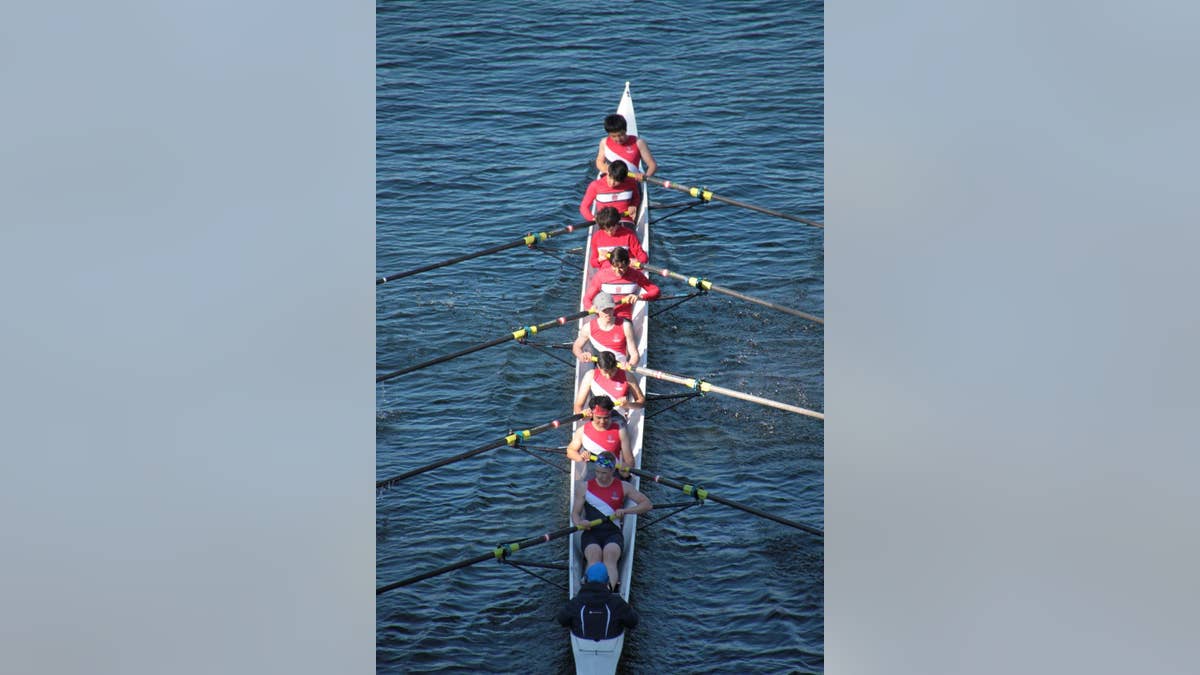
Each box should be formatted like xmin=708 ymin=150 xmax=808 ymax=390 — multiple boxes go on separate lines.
xmin=581 ymin=526 xmax=623 ymax=551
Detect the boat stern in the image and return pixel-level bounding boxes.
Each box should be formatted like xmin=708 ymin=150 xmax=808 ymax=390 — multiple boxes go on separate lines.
xmin=570 ymin=633 xmax=625 ymax=675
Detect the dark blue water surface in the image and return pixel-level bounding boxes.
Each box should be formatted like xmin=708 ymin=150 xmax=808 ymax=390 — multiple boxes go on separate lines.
xmin=378 ymin=2 xmax=823 ymax=672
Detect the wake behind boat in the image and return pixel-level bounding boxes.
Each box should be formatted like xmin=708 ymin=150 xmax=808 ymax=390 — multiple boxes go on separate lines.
xmin=567 ymin=82 xmax=651 ymax=675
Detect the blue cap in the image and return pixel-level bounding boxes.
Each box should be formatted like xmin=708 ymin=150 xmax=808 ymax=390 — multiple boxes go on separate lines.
xmin=586 ymin=562 xmax=609 ymax=584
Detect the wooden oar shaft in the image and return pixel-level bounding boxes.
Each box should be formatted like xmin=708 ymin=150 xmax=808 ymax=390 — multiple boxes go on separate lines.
xmin=640 ymin=176 xmax=823 ymax=228
xmin=376 ymin=309 xmax=593 ymax=382
xmin=376 ymin=412 xmax=583 ymax=489
xmin=637 ymin=263 xmax=824 ymax=325
xmin=377 ymin=520 xmax=601 ymax=594
xmin=376 ymin=222 xmax=588 ymax=285
xmin=633 ymin=468 xmax=823 ymax=537
xmin=630 ymin=366 xmax=824 ymax=420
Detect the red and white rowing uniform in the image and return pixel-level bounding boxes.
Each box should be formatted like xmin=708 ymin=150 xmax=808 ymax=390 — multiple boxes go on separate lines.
xmin=580 ymin=421 xmax=622 ymax=460
xmin=590 ymin=366 xmax=629 ymax=403
xmin=579 ymin=176 xmax=641 ymax=222
xmin=589 ymin=225 xmax=648 ymax=269
xmin=604 ymin=135 xmax=642 ymax=172
xmin=586 ymin=317 xmax=629 ymax=363
xmin=583 ymin=266 xmax=661 ymax=321
xmin=585 ymin=477 xmax=626 ymax=528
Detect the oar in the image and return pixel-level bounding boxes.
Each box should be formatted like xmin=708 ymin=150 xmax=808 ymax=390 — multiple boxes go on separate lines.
xmin=635 ymin=174 xmax=823 ymax=228
xmin=584 ymin=452 xmax=823 ymax=537
xmin=632 ymin=261 xmax=823 ymax=325
xmin=376 ymin=222 xmax=589 ymax=285
xmin=376 ymin=309 xmax=594 ymax=382
xmin=625 ymin=363 xmax=824 ymax=420
xmin=376 ymin=412 xmax=584 ymax=489
xmin=376 ymin=517 xmax=610 ymax=594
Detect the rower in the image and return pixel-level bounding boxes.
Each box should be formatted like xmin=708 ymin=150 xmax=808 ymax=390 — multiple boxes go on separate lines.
xmin=579 ymin=159 xmax=641 ymax=226
xmin=556 ymin=562 xmax=639 ymax=641
xmin=594 ymin=113 xmax=657 ymax=178
xmin=582 ymin=247 xmax=661 ymax=323
xmin=574 ymin=351 xmax=645 ymax=423
xmin=588 ymin=206 xmax=647 ymax=270
xmin=565 ymin=397 xmax=634 ymax=482
xmin=569 ymin=450 xmax=652 ymax=591
xmin=572 ymin=291 xmax=639 ymax=367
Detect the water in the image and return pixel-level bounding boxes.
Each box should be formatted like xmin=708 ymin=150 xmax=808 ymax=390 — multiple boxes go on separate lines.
xmin=378 ymin=2 xmax=823 ymax=672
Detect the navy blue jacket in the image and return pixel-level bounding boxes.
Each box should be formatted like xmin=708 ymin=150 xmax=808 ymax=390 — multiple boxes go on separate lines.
xmin=556 ymin=581 xmax=640 ymax=640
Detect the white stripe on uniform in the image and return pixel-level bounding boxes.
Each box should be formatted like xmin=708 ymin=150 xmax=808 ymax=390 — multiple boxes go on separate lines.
xmin=595 ymin=190 xmax=634 ymax=203
xmin=601 ymin=281 xmax=638 ymax=296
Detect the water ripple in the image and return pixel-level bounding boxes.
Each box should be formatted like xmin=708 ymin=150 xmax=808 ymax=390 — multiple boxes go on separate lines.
xmin=378 ymin=0 xmax=823 ymax=671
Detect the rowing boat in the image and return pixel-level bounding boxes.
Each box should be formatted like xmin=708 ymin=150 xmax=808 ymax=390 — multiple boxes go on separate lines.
xmin=567 ymin=82 xmax=651 ymax=674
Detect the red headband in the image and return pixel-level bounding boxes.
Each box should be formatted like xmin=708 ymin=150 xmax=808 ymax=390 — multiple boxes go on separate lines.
xmin=591 ymin=406 xmax=611 ymax=418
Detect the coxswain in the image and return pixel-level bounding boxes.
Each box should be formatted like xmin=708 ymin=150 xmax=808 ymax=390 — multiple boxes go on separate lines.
xmin=594 ymin=113 xmax=657 ymax=178
xmin=571 ymin=291 xmax=639 ymax=366
xmin=570 ymin=450 xmax=652 ymax=590
xmin=579 ymin=159 xmax=641 ymax=225
xmin=582 ymin=247 xmax=661 ymax=322
xmin=565 ymin=396 xmax=634 ymax=481
xmin=574 ymin=351 xmax=645 ymax=422
xmin=556 ymin=562 xmax=640 ymax=641
xmin=588 ymin=206 xmax=647 ymax=270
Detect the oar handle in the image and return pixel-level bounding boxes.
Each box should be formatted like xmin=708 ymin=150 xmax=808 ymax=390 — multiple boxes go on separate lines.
xmin=581 ymin=451 xmax=636 ymax=476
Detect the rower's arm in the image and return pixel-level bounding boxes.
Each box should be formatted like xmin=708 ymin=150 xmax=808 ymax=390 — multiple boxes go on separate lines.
xmin=637 ymin=138 xmax=656 ymax=177
xmin=635 ymin=272 xmax=660 ymax=302
xmin=621 ymin=483 xmax=653 ymax=516
xmin=573 ymin=372 xmax=593 ymax=414
xmin=622 ymin=321 xmax=639 ymax=367
xmin=572 ymin=324 xmax=593 ymax=363
xmin=624 ymin=378 xmax=646 ymax=409
xmin=594 ymin=138 xmax=609 ymax=173
xmin=626 ymin=231 xmax=648 ymax=265
xmin=570 ymin=479 xmax=590 ymax=527
xmin=582 ymin=275 xmax=601 ymax=312
xmin=617 ymin=427 xmax=634 ymax=472
xmin=578 ymin=181 xmax=598 ymax=222
xmin=565 ymin=429 xmax=588 ymax=463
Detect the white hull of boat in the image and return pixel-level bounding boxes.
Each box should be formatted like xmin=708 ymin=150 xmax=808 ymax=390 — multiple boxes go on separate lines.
xmin=567 ymin=82 xmax=650 ymax=675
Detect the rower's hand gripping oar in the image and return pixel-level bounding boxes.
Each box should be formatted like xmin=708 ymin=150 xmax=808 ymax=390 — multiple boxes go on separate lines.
xmin=634 ymin=173 xmax=823 ymax=228
xmin=376 ymin=309 xmax=595 ymax=382
xmin=376 ymin=516 xmax=611 ymax=594
xmin=630 ymin=260 xmax=823 ymax=325
xmin=583 ymin=452 xmax=823 ymax=538
xmin=607 ymin=359 xmax=824 ymax=420
xmin=376 ymin=221 xmax=590 ymax=285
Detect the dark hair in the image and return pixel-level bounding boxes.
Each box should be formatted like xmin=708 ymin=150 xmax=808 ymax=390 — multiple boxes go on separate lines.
xmin=608 ymin=247 xmax=630 ymax=266
xmin=596 ymin=351 xmax=618 ymax=371
xmin=604 ymin=114 xmax=627 ymax=133
xmin=606 ymin=161 xmax=628 ymax=182
xmin=590 ymin=395 xmax=614 ymax=411
xmin=595 ymin=206 xmax=620 ymax=229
